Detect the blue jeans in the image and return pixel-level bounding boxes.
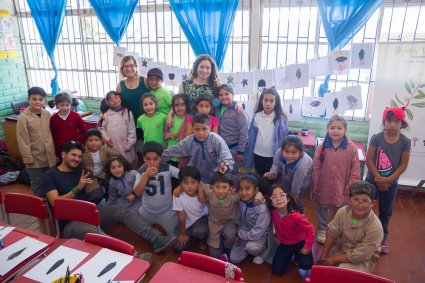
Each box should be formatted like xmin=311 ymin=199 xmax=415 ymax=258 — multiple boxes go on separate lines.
xmin=272 ymin=240 xmax=313 ymax=275
xmin=366 ymin=178 xmax=398 ymax=240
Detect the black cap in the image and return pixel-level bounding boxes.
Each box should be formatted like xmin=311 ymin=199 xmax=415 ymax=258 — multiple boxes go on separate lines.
xmin=215 ymin=83 xmax=234 ymax=97
xmin=147 ymin=68 xmax=163 ymax=80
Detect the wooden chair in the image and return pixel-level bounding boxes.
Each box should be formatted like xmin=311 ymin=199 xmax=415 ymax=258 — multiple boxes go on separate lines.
xmin=53 ymin=198 xmax=100 ymax=238
xmin=305 ymin=265 xmax=395 ymax=283
xmin=84 ymin=233 xmax=135 ymax=256
xmin=4 ymin=192 xmax=50 ymax=235
xmin=178 ymin=251 xmax=245 ymax=281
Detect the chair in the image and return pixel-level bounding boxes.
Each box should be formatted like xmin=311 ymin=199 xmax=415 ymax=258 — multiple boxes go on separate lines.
xmin=0 ymin=191 xmax=4 ymax=220
xmin=305 ymin=266 xmax=395 ymax=283
xmin=4 ymin=192 xmax=50 ymax=235
xmin=53 ymin=198 xmax=100 ymax=238
xmin=178 ymin=251 xmax=245 ymax=281
xmin=84 ymin=233 xmax=135 ymax=256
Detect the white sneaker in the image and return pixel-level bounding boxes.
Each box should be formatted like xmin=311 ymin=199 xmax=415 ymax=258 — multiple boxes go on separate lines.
xmin=253 ymin=256 xmax=264 ymax=264
xmin=316 ymin=230 xmax=326 ymax=244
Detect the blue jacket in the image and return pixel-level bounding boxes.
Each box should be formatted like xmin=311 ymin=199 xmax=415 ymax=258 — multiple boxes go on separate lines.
xmin=243 ymin=113 xmax=288 ymax=168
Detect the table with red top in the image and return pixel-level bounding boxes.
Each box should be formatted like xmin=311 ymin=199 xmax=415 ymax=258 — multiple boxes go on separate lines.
xmin=353 ymin=141 xmax=366 ymax=162
xmin=12 ymin=238 xmax=150 ymax=282
xmin=150 ymin=262 xmax=242 ymax=283
xmin=0 ymin=224 xmax=55 ymax=283
xmin=297 ymin=131 xmax=316 ymax=148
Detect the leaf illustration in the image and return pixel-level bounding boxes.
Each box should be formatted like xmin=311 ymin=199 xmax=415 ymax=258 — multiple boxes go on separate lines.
xmin=410 ymin=80 xmax=415 ymax=89
xmin=346 ymin=95 xmax=358 ymax=109
xmin=395 ymin=94 xmax=404 ymax=104
xmin=405 ymin=83 xmax=412 ymax=94
xmin=289 ymin=104 xmax=293 ymax=114
xmin=420 ymin=83 xmax=425 ymax=88
xmin=411 ymin=102 xmax=425 ymax=107
xmin=7 ymin=247 xmax=27 ymax=261
xmin=390 ymin=99 xmax=398 ymax=107
xmin=46 ymin=258 xmax=65 ymax=275
xmin=332 ymin=98 xmax=339 ymax=110
xmin=97 ymin=261 xmax=117 ymax=277
xmin=406 ymin=108 xmax=413 ymax=120
xmin=358 ymin=48 xmax=365 ymax=60
xmin=309 ymin=100 xmax=321 ymax=107
xmin=414 ymin=89 xmax=425 ymax=99
xmin=296 ymin=68 xmax=302 ymax=80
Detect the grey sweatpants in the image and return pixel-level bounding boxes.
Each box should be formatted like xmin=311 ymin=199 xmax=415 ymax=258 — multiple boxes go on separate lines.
xmin=63 ymin=203 xmax=162 ymax=242
xmin=230 ymin=237 xmax=268 ymax=264
xmin=316 ymin=203 xmax=343 ymax=232
xmin=27 ymin=167 xmax=50 ymax=197
xmin=139 ymin=205 xmax=178 ymax=236
xmin=208 ymin=221 xmax=238 ymax=258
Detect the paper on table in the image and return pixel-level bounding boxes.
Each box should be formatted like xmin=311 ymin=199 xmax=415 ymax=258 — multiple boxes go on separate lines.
xmin=24 ymin=245 xmax=89 ymax=282
xmin=0 ymin=226 xmax=14 ymax=239
xmin=357 ymin=148 xmax=365 ymax=161
xmin=73 ymin=248 xmax=133 ymax=282
xmin=0 ymin=236 xmax=48 ymax=276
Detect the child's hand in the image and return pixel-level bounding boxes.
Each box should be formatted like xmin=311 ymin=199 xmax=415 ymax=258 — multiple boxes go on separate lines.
xmin=263 ymin=172 xmax=276 ymax=180
xmin=145 ymin=166 xmax=158 ymax=177
xmin=125 ymin=193 xmax=135 ymax=202
xmin=169 ymin=132 xmax=178 ymax=139
xmin=375 ymin=177 xmax=390 ymax=191
xmin=123 ymin=145 xmax=131 ymax=152
xmin=173 ymin=186 xmax=183 ymax=197
xmin=313 ymin=186 xmax=319 ymax=193
xmin=218 ymin=162 xmax=228 ymax=174
xmin=78 ymin=170 xmax=93 ymax=189
xmin=235 ymin=103 xmax=243 ymax=114
xmin=166 ymin=115 xmax=174 ymax=128
xmin=234 ymin=236 xmax=242 ymax=246
xmin=300 ymin=247 xmax=310 ymax=255
xmin=317 ymin=257 xmax=337 ymax=266
xmin=176 ymin=233 xmax=189 ymax=249
xmin=290 ymin=192 xmax=299 ymax=203
xmin=235 ymin=154 xmax=244 ymax=162
xmin=105 ymin=138 xmax=113 ymax=147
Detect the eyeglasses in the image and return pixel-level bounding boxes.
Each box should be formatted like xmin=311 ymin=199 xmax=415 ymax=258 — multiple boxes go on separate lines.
xmin=270 ymin=193 xmax=287 ymax=201
xmin=123 ymin=64 xmax=136 ymax=69
xmin=350 ymin=198 xmax=372 ymax=206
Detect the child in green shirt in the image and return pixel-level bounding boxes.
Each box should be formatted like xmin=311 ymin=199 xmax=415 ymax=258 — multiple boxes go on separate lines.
xmin=147 ymin=68 xmax=172 ymax=115
xmin=137 ymin=93 xmax=167 ymax=146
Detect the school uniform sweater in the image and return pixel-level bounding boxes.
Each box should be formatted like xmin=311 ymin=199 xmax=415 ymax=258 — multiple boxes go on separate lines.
xmin=50 ymin=111 xmax=87 ymax=156
xmin=237 ymin=202 xmax=270 ymax=242
xmin=161 ymin=133 xmax=234 ymax=184
xmin=214 ymin=103 xmax=248 ymax=155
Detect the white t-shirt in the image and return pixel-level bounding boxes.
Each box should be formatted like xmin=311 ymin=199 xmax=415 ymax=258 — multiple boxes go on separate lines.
xmin=173 ymin=192 xmax=208 ymax=229
xmin=253 ymin=111 xmax=276 ymax=157
xmin=90 ymin=150 xmax=103 ymax=177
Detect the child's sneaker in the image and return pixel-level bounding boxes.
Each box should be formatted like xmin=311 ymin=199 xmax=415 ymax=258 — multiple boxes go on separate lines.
xmin=253 ymin=256 xmax=264 ymax=264
xmin=316 ymin=230 xmax=326 ymax=244
xmin=153 ymin=235 xmax=177 ymax=253
xmin=380 ymin=240 xmax=389 ymax=254
xmin=219 ymin=253 xmax=229 ymax=262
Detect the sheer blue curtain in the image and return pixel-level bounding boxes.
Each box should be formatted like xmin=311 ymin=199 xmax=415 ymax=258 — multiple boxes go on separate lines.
xmin=169 ymin=0 xmax=239 ymax=69
xmin=316 ymin=0 xmax=383 ymax=97
xmin=27 ymin=0 xmax=67 ymax=95
xmin=88 ymin=0 xmax=138 ymax=46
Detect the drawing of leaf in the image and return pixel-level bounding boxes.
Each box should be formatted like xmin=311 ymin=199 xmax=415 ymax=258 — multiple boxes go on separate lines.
xmin=395 ymin=94 xmax=404 ymax=104
xmin=406 ymin=108 xmax=413 ymax=120
xmin=390 ymin=99 xmax=398 ymax=107
xmin=296 ymin=68 xmax=302 ymax=80
xmin=346 ymin=95 xmax=358 ymax=109
xmin=411 ymin=102 xmax=425 ymax=107
xmin=309 ymin=100 xmax=321 ymax=107
xmin=405 ymin=82 xmax=411 ymax=94
xmin=410 ymin=80 xmax=415 ymax=89
xmin=289 ymin=104 xmax=293 ymax=114
xmin=358 ymin=49 xmax=365 ymax=60
xmin=333 ymin=98 xmax=339 ymax=110
xmin=414 ymin=89 xmax=425 ymax=99
xmin=420 ymin=83 xmax=425 ymax=88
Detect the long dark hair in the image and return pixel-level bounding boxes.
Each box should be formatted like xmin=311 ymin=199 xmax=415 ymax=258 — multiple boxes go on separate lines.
xmin=172 ymin=93 xmax=189 ymax=115
xmin=189 ymin=54 xmax=220 ymax=91
xmin=255 ymin=86 xmax=286 ymax=124
xmin=105 ymin=91 xmax=130 ymax=119
xmin=105 ymin=155 xmax=132 ymax=178
xmin=268 ymin=185 xmax=297 ymax=214
xmin=319 ymin=115 xmax=347 ymax=163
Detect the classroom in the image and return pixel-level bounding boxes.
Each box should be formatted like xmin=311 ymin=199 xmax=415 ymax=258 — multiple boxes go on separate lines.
xmin=0 ymin=0 xmax=424 ymax=282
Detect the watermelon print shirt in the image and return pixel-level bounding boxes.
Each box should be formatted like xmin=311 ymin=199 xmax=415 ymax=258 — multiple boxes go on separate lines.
xmin=367 ymin=132 xmax=411 ymax=178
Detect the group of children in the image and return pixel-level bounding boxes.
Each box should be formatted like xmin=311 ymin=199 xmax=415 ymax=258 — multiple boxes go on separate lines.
xmin=16 ymin=66 xmax=411 ymax=276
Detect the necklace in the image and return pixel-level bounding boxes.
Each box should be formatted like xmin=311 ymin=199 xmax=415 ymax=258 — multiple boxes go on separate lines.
xmin=126 ymin=77 xmax=139 ymax=89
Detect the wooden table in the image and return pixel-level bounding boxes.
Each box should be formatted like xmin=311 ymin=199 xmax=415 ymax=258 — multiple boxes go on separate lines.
xmin=150 ymin=262 xmax=242 ymax=283
xmin=12 ymin=238 xmax=150 ymax=282
xmin=0 ymin=224 xmax=55 ymax=283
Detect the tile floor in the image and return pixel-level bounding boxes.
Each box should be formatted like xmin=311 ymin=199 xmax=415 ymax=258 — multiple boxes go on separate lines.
xmin=1 ymin=183 xmax=424 ymax=283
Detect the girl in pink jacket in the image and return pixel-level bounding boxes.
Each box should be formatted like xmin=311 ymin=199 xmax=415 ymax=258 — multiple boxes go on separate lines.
xmin=312 ymin=115 xmax=360 ymax=244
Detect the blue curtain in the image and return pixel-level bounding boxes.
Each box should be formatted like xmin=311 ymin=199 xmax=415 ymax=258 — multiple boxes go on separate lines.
xmin=316 ymin=0 xmax=383 ymax=98
xmin=88 ymin=0 xmax=138 ymax=46
xmin=27 ymin=0 xmax=67 ymax=95
xmin=169 ymin=0 xmax=239 ymax=70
